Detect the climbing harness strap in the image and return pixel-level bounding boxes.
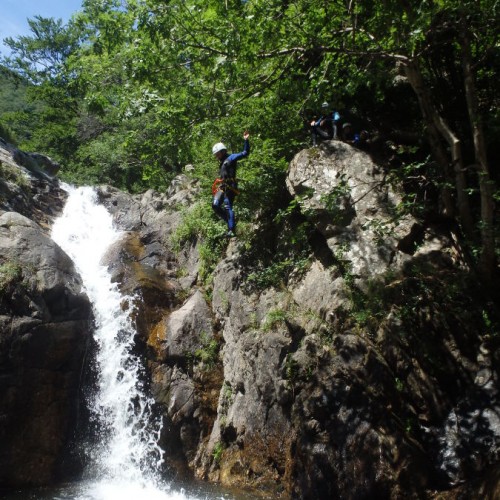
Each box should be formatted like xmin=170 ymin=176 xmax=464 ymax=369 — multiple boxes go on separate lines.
xmin=211 ymin=177 xmax=240 ymax=196
xmin=212 ymin=178 xmax=223 ymax=195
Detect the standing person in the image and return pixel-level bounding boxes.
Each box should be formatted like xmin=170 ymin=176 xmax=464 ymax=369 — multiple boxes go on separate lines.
xmin=211 ymin=131 xmax=250 ymax=237
xmin=310 ymin=102 xmax=341 ymax=145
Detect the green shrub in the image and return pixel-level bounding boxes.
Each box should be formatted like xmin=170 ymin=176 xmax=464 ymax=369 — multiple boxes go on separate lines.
xmin=171 ymin=200 xmax=227 ymax=284
xmin=0 ymin=161 xmax=29 ymax=189
xmin=263 ymin=308 xmax=288 ymax=331
xmin=244 ymin=213 xmax=312 ymax=291
xmin=212 ymin=441 xmax=224 ymax=464
xmin=194 ymin=332 xmax=219 ymax=368
xmin=0 ymin=262 xmax=23 ymax=295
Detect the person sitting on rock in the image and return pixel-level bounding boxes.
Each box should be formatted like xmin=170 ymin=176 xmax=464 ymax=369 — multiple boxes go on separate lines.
xmin=211 ymin=131 xmax=250 ymax=238
xmin=310 ymin=102 xmax=341 ymax=146
xmin=342 ymin=122 xmax=370 ymax=149
xmin=342 ymin=122 xmax=361 ymax=146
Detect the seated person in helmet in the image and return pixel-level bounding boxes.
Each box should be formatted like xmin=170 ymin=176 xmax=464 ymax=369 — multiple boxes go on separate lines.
xmin=310 ymin=102 xmax=341 ymax=145
xmin=211 ymin=131 xmax=250 ymax=237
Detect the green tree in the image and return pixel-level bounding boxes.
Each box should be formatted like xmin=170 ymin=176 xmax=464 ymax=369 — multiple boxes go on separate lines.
xmin=1 ymin=0 xmax=498 ymax=282
xmin=1 ymin=16 xmax=81 ymax=160
xmin=143 ymin=0 xmax=498 ymax=278
xmin=2 ymin=16 xmax=78 ymax=84
xmin=347 ymin=0 xmax=499 ymax=281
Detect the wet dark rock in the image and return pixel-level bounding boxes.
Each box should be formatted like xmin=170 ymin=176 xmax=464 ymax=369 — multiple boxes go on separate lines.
xmin=0 ymin=210 xmax=92 ymax=487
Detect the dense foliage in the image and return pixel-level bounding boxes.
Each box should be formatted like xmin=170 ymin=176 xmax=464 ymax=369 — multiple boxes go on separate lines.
xmin=1 ymin=0 xmax=499 ymax=279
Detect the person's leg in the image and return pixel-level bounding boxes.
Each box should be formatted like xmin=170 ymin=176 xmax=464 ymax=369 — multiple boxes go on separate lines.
xmin=212 ymin=190 xmax=228 ymax=222
xmin=311 ymin=127 xmax=318 ymax=146
xmin=312 ymin=126 xmax=333 ymax=146
xmin=224 ymin=191 xmax=236 ymax=232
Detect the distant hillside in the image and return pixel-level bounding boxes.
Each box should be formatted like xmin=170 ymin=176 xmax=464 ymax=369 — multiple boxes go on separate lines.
xmin=0 ymin=66 xmax=42 ymax=145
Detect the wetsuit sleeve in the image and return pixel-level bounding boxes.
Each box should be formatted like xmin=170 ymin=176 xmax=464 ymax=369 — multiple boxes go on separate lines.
xmin=227 ymin=139 xmax=250 ymax=162
xmin=316 ymin=115 xmax=330 ymax=126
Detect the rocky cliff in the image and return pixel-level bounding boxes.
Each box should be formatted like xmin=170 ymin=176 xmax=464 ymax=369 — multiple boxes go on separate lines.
xmin=95 ymin=140 xmax=500 ymax=498
xmin=0 ymin=140 xmax=92 ymax=486
xmin=1 ymin=138 xmax=499 ymax=498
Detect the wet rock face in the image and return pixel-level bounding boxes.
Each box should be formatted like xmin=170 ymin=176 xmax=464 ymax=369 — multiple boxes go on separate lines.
xmin=97 ymin=185 xmax=196 ymax=349
xmin=0 ymin=212 xmax=92 ymax=487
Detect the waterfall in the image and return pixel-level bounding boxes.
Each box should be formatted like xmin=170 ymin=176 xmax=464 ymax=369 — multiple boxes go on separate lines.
xmin=51 ymin=186 xmax=193 ymax=500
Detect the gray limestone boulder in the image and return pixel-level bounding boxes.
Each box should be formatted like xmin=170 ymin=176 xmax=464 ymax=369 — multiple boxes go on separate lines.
xmin=159 ymin=290 xmax=213 ymax=361
xmin=286 ymin=141 xmax=439 ymax=281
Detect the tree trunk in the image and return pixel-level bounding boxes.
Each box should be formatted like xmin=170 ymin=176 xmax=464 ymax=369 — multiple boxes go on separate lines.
xmin=404 ymin=60 xmax=475 ymax=238
xmin=459 ymin=23 xmax=497 ymax=281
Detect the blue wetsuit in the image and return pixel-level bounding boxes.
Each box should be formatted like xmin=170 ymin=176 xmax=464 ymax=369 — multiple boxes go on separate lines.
xmin=212 ymin=138 xmax=250 ymax=232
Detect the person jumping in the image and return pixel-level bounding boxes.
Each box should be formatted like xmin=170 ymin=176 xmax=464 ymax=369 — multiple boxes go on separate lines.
xmin=211 ymin=131 xmax=250 ymax=237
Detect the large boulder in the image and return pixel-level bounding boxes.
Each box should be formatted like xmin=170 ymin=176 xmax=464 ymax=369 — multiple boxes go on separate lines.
xmin=0 ymin=212 xmax=92 ymax=487
xmin=0 ymin=138 xmax=60 ymax=178
xmin=157 ymin=290 xmax=213 ymax=361
xmin=286 ymin=141 xmax=450 ymax=283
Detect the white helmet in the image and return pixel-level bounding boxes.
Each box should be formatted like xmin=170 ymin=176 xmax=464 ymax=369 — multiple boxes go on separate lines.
xmin=212 ymin=142 xmax=227 ymax=155
xmin=321 ymin=101 xmax=329 ymax=108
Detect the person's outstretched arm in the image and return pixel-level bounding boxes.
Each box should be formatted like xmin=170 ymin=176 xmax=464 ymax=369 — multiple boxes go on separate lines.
xmin=228 ymin=131 xmax=250 ymax=161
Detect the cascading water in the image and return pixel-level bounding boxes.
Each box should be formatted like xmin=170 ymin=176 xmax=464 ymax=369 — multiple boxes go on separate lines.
xmin=50 ymin=186 xmax=197 ymax=500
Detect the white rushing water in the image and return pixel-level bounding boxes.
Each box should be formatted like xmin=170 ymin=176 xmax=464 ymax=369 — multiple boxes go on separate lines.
xmin=51 ymin=186 xmax=198 ymax=500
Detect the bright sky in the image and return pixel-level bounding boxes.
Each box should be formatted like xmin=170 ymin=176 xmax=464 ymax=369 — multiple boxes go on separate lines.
xmin=1 ymin=0 xmax=83 ymax=56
